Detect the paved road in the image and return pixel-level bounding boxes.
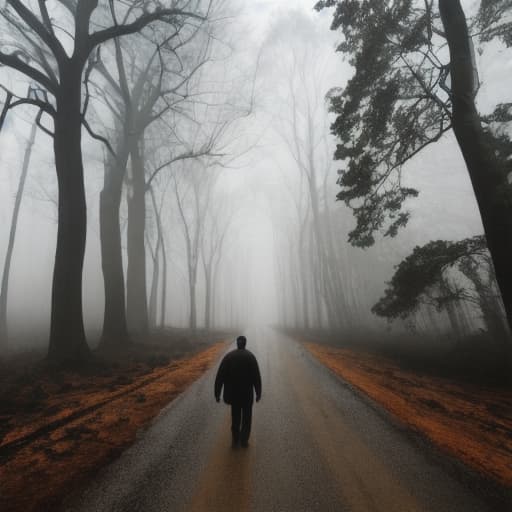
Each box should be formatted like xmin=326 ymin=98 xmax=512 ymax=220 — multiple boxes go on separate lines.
xmin=65 ymin=328 xmax=510 ymax=512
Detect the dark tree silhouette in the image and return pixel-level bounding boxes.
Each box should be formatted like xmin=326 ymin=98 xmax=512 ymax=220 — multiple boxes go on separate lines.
xmin=373 ymin=236 xmax=488 ymax=319
xmin=316 ymin=0 xmax=512 ymax=329
xmin=0 ymin=1 xmax=207 ymax=363
xmin=373 ymin=235 xmax=508 ymax=346
xmin=478 ymin=0 xmax=512 ymax=46
xmin=96 ymin=20 xmax=230 ymax=338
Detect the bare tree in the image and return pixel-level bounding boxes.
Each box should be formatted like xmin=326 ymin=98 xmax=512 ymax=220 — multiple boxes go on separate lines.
xmin=147 ymin=181 xmax=169 ymax=329
xmin=201 ymin=196 xmax=234 ymax=329
xmin=172 ymin=161 xmax=216 ymax=329
xmin=0 ymin=0 xmax=209 ymax=363
xmin=91 ymin=7 xmax=213 ymax=341
xmin=269 ymin=43 xmax=351 ymax=331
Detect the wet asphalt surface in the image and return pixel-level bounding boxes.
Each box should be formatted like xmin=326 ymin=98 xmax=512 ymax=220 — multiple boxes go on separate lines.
xmin=64 ymin=327 xmax=512 ymax=512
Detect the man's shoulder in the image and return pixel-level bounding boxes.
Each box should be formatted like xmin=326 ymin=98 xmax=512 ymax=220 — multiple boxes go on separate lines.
xmin=227 ymin=348 xmax=254 ymax=358
xmin=222 ymin=349 xmax=237 ymax=360
xmin=241 ymin=349 xmax=257 ymax=361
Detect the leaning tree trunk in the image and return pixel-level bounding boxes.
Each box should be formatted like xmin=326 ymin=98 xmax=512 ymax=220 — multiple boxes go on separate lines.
xmin=48 ymin=66 xmax=90 ymax=363
xmin=99 ymin=142 xmax=130 ymax=346
xmin=0 ymin=117 xmax=37 ymax=347
xmin=126 ymin=139 xmax=149 ymax=334
xmin=440 ymin=0 xmax=512 ymax=337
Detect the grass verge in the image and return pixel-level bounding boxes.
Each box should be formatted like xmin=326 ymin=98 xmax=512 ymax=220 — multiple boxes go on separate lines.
xmin=303 ymin=340 xmax=512 ymax=488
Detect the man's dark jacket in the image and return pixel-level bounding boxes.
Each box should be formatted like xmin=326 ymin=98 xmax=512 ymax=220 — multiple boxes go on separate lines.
xmin=214 ymin=348 xmax=261 ymax=405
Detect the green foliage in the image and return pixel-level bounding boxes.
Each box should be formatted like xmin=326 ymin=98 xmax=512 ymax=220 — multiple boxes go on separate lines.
xmin=316 ymin=0 xmax=512 ymax=247
xmin=372 ymin=236 xmax=488 ymax=319
xmin=478 ymin=0 xmax=512 ymax=47
xmin=316 ymin=0 xmax=452 ymax=246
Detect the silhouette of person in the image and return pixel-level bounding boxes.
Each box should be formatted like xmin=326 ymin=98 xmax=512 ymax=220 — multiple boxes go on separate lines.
xmin=214 ymin=335 xmax=262 ymax=447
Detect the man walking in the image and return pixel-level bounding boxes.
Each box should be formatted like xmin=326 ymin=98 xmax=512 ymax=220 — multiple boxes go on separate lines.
xmin=214 ymin=335 xmax=262 ymax=447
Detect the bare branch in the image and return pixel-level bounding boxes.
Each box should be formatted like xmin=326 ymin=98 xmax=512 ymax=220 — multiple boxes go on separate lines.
xmin=0 ymin=50 xmax=57 ymax=94
xmin=82 ymin=47 xmax=100 ymax=117
xmin=0 ymin=84 xmax=56 ymax=117
xmin=8 ymin=0 xmax=67 ymax=63
xmin=38 ymin=0 xmax=54 ymax=35
xmin=1 ymin=6 xmax=60 ymax=86
xmin=82 ymin=117 xmax=115 ymax=156
xmin=145 ymin=147 xmax=224 ymax=190
xmin=88 ymin=8 xmax=206 ymax=51
xmin=0 ymin=91 xmax=13 ymax=131
xmin=35 ymin=109 xmax=54 ymax=137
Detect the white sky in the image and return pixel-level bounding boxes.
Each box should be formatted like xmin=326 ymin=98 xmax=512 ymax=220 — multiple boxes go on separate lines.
xmin=0 ymin=0 xmax=510 ymax=341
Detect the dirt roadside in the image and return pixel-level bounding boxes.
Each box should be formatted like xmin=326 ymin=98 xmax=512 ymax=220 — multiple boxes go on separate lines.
xmin=0 ymin=333 xmax=228 ymax=512
xmin=302 ymin=340 xmax=512 ymax=489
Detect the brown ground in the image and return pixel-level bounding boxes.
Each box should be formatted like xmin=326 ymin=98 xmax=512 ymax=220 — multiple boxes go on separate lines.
xmin=303 ymin=341 xmax=512 ymax=488
xmin=0 ymin=331 xmax=228 ymax=512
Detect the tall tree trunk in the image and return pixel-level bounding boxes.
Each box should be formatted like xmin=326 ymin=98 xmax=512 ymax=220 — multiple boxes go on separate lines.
xmin=148 ymin=237 xmax=159 ymax=328
xmin=299 ymin=250 xmax=310 ymax=330
xmin=160 ymin=229 xmax=167 ymax=328
xmin=323 ymin=198 xmax=353 ymax=326
xmin=468 ymin=262 xmax=509 ymax=343
xmin=211 ymin=251 xmax=223 ymax=329
xmin=189 ymin=266 xmax=197 ymax=329
xmin=204 ymin=260 xmax=212 ymax=330
xmin=0 ymin=117 xmax=37 ymax=347
xmin=297 ymin=214 xmax=310 ymax=330
xmin=308 ymin=177 xmax=340 ymax=330
xmin=126 ymin=139 xmax=148 ymax=333
xmin=309 ymin=234 xmax=323 ymax=328
xmin=48 ymin=66 xmax=90 ymax=363
xmin=99 ymin=142 xmax=129 ymax=346
xmin=290 ymin=241 xmax=301 ymax=329
xmin=148 ymin=188 xmax=162 ymax=329
xmin=440 ymin=0 xmax=512 ymax=338
xmin=440 ymin=278 xmax=463 ymax=339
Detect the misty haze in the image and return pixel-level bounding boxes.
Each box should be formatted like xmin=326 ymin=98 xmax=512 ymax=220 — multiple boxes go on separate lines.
xmin=1 ymin=1 xmax=511 ymax=511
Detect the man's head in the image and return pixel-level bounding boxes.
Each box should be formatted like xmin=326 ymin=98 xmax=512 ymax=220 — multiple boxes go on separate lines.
xmin=236 ymin=335 xmax=247 ymax=349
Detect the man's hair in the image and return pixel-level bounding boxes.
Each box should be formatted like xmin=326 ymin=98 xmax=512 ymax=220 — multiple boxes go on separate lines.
xmin=236 ymin=335 xmax=247 ymax=348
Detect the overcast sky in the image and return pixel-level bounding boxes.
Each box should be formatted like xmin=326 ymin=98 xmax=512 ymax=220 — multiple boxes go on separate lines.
xmin=0 ymin=0 xmax=510 ymax=342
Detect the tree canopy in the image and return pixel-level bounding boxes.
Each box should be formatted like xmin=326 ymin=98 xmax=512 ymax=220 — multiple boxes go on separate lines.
xmin=315 ymin=0 xmax=512 ymax=247
xmin=373 ymin=235 xmax=489 ymax=319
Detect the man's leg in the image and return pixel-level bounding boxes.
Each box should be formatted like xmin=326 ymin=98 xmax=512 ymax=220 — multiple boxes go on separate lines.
xmin=231 ymin=403 xmax=242 ymax=446
xmin=240 ymin=401 xmax=253 ymax=447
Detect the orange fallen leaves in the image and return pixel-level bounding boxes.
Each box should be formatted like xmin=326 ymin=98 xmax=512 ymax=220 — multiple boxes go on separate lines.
xmin=304 ymin=342 xmax=512 ymax=488
xmin=0 ymin=341 xmax=226 ymax=512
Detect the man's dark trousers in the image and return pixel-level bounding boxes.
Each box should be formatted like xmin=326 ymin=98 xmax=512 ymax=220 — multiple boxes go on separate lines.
xmin=231 ymin=400 xmax=252 ymax=445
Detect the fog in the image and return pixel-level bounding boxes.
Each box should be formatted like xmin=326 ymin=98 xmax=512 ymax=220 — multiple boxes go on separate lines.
xmin=0 ymin=0 xmax=510 ymax=357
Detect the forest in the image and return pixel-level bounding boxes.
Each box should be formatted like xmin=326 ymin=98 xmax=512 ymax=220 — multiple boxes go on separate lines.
xmin=0 ymin=1 xmax=511 ymax=511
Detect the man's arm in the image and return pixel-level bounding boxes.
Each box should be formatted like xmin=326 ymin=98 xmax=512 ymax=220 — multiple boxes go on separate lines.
xmin=214 ymin=357 xmax=226 ymax=402
xmin=253 ymin=356 xmax=262 ymax=402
